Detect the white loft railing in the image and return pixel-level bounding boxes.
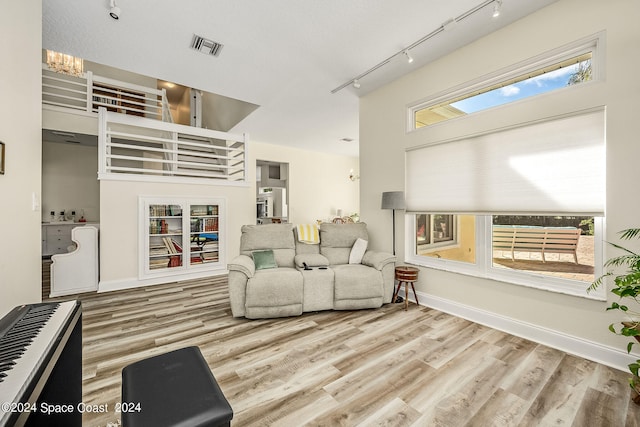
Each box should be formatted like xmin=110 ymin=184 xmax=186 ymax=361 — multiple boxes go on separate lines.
xmin=98 ymin=108 xmax=248 ymax=185
xmin=42 ymin=65 xmax=173 ymax=123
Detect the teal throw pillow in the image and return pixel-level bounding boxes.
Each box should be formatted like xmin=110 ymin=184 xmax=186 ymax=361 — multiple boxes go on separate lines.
xmin=253 ymin=250 xmax=278 ymax=270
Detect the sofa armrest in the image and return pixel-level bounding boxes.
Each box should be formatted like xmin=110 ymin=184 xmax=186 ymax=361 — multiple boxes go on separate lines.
xmin=362 ymin=251 xmax=396 ymax=270
xmin=228 ymin=254 xmax=255 ymax=278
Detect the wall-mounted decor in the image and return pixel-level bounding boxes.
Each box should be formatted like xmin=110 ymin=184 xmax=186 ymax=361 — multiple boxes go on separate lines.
xmin=0 ymin=142 xmax=4 ymax=175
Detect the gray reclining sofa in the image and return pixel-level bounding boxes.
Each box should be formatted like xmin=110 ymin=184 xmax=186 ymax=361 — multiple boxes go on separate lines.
xmin=227 ymin=222 xmax=396 ymax=319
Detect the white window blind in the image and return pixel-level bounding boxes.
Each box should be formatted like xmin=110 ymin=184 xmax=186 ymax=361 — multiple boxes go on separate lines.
xmin=405 ymin=108 xmax=605 ymax=215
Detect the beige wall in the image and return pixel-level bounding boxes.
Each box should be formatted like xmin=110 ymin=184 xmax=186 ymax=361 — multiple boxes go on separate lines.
xmin=42 ymin=141 xmax=99 ymax=222
xmin=0 ymin=2 xmax=43 ymax=316
xmin=251 ymin=142 xmax=360 ymax=224
xmin=99 ymin=140 xmax=359 ymax=287
xmin=360 ymin=0 xmax=640 ymax=359
xmin=98 ymin=179 xmax=253 ymax=286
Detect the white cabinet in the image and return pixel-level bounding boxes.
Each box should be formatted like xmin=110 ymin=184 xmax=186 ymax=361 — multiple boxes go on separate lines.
xmin=42 ymin=222 xmax=98 ymax=256
xmin=139 ymin=197 xmax=225 ymax=280
xmin=50 ymin=226 xmax=99 ymax=297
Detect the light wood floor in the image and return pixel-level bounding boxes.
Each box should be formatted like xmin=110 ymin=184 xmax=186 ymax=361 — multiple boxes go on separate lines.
xmin=42 ymin=261 xmax=640 ymax=426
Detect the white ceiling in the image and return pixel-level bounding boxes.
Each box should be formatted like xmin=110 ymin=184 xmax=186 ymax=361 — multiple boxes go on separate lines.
xmin=42 ymin=0 xmax=556 ymax=157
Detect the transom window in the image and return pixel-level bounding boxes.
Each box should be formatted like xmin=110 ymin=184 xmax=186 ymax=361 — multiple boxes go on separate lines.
xmin=409 ymin=35 xmax=601 ymax=130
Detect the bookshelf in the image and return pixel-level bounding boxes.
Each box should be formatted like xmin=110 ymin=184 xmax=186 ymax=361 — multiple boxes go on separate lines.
xmin=140 ymin=197 xmax=225 ymax=280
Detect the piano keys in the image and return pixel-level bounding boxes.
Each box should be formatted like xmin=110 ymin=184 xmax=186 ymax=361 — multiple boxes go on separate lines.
xmin=0 ymin=301 xmax=82 ymax=427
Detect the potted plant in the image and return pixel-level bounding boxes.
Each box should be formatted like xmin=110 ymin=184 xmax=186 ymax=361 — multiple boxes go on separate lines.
xmin=588 ymin=228 xmax=640 ymax=403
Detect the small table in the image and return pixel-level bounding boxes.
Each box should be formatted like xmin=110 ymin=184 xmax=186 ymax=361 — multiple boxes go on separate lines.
xmin=393 ymin=266 xmax=419 ymax=310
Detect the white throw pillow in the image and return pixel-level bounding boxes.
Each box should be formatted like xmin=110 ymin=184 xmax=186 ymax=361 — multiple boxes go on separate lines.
xmin=349 ymin=238 xmax=368 ymax=264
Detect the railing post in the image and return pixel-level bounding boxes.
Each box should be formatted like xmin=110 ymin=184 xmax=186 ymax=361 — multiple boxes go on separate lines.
xmin=98 ymin=107 xmax=106 ymax=177
xmin=85 ymin=70 xmax=93 ymax=113
xmin=161 ymin=88 xmax=168 ymax=122
xmin=242 ymin=133 xmax=249 ymax=183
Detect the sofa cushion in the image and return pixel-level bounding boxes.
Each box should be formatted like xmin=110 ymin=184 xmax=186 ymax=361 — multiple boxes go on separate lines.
xmin=240 ymin=224 xmax=296 ymax=267
xmin=252 ymin=250 xmax=278 ymax=270
xmin=333 ymin=264 xmax=383 ymax=300
xmin=294 ymin=226 xmax=321 ymax=255
xmin=245 ymin=267 xmax=303 ymax=318
xmin=332 ymin=264 xmax=383 ymax=310
xmin=320 ymin=222 xmax=369 ymax=265
xmin=349 ymin=238 xmax=368 ymax=264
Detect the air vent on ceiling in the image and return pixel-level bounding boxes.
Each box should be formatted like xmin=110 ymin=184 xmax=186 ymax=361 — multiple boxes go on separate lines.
xmin=190 ymin=34 xmax=224 ymax=57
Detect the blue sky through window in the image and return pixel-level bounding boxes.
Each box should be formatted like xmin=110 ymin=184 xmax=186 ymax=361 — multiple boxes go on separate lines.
xmin=451 ymin=62 xmax=587 ymax=114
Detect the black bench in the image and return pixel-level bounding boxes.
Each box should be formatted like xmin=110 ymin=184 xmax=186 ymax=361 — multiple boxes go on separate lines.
xmin=121 ymin=346 xmax=233 ymax=427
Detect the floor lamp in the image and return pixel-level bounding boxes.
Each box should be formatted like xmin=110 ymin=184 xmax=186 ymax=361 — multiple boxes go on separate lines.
xmin=381 ymin=191 xmax=405 ymax=255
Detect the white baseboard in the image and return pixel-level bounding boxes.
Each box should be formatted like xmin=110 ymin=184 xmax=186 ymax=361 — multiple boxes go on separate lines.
xmin=399 ymin=289 xmax=634 ymax=372
xmin=99 ymin=269 xmax=228 ymax=293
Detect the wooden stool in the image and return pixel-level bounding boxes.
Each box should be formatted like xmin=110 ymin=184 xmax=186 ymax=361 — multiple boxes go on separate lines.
xmin=393 ymin=266 xmax=419 ymax=310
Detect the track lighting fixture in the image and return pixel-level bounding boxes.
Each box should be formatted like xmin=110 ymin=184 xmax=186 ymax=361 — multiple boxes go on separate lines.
xmin=404 ymin=50 xmax=414 ymax=64
xmin=331 ymin=0 xmax=503 ymax=94
xmin=109 ymin=0 xmax=121 ymax=20
xmin=492 ymin=0 xmax=502 ymax=18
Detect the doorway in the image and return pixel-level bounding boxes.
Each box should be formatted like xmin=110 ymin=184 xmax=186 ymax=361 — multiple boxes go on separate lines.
xmin=256 ymin=160 xmax=289 ymax=224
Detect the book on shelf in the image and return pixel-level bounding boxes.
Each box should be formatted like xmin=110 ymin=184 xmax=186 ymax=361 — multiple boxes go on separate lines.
xmin=203 ymin=242 xmax=219 ymax=251
xmin=150 ymin=219 xmax=182 ymax=235
xmin=190 ymin=206 xmax=208 ymax=216
xmin=150 ymin=246 xmax=169 ymax=256
xmin=162 ymin=237 xmax=175 ymax=254
xmin=150 ymin=205 xmax=182 ymax=217
xmin=190 ymin=206 xmax=219 ymax=217
xmin=150 ymin=258 xmax=169 ymax=269
xmin=203 ymin=217 xmax=219 ymax=232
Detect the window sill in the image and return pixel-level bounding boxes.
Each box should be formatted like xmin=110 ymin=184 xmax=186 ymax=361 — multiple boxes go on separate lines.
xmin=406 ymin=254 xmax=606 ymax=301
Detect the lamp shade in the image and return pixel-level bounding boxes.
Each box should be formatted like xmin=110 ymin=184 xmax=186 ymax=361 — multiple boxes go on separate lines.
xmin=381 ymin=191 xmax=405 ymax=210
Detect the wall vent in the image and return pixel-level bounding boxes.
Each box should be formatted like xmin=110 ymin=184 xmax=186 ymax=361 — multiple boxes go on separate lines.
xmin=190 ymin=34 xmax=224 ymax=57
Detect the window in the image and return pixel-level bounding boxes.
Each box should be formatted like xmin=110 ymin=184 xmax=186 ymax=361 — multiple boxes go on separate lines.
xmin=409 ymin=35 xmax=601 ymax=130
xmin=408 ymin=214 xmax=602 ymax=298
xmin=417 ymin=214 xmax=455 ymax=245
xmin=405 ymin=107 xmax=605 ymax=298
xmin=491 ymin=215 xmax=595 ymax=283
xmin=415 ymin=214 xmax=475 ymax=264
xmin=404 ymin=36 xmax=606 ymax=299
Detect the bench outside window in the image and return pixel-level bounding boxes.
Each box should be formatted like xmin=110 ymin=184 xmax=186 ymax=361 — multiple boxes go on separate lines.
xmin=492 ymin=225 xmax=581 ymax=264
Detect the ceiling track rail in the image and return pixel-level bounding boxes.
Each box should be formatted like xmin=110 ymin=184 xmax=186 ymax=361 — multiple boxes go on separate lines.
xmin=330 ymin=0 xmax=497 ymax=94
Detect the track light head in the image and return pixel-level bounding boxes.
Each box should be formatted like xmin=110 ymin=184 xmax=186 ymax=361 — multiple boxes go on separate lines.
xmin=352 ymin=79 xmax=361 ymax=89
xmin=109 ymin=0 xmax=120 ymax=19
xmin=404 ymin=50 xmax=414 ymax=64
xmin=492 ymin=0 xmax=502 ymax=18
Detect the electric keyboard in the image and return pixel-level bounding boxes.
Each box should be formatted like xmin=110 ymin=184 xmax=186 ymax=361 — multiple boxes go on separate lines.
xmin=0 ymin=301 xmax=82 ymax=427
